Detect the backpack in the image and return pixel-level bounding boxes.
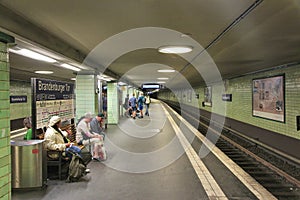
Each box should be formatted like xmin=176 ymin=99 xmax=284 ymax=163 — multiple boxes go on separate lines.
xmin=66 ymin=153 xmax=87 ymax=182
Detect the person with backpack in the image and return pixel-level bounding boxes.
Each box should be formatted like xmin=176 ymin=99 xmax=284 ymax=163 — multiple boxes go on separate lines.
xmin=129 ymin=93 xmax=137 ymax=119
xmin=137 ymin=92 xmax=145 ymax=118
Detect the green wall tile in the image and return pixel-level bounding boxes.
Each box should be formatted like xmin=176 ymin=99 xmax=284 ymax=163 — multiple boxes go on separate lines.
xmin=0 ymin=62 xmax=8 ymax=72
xmin=159 ymin=64 xmax=300 ymax=140
xmin=0 ymin=101 xmax=9 ymax=110
xmin=0 ymin=182 xmax=9 ymax=199
xmin=0 ymin=138 xmax=9 ymax=149
xmin=0 ymin=38 xmax=11 ymax=200
xmin=0 ymin=73 xmax=8 ymax=82
xmin=0 ymin=91 xmax=9 ymax=100
xmin=0 ymin=147 xmax=9 ymax=158
xmin=0 ymin=109 xmax=9 ymax=119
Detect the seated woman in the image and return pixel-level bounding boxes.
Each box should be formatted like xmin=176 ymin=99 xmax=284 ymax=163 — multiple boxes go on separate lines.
xmin=45 ymin=116 xmax=81 ymax=160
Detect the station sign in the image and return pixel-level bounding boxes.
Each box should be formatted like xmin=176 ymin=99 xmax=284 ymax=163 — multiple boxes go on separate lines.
xmin=222 ymin=94 xmax=232 ymax=102
xmin=10 ymin=95 xmax=27 ymax=103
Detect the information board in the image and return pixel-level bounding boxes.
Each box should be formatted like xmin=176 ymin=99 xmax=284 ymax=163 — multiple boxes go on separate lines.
xmin=32 ymin=78 xmax=75 ymax=136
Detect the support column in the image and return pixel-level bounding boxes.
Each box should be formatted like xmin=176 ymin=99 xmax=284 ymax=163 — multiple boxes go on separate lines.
xmin=107 ymin=82 xmax=119 ymax=124
xmin=128 ymin=87 xmax=133 ymax=97
xmin=120 ymin=85 xmax=128 ymax=117
xmin=75 ymin=73 xmax=97 ymax=121
xmin=0 ymin=32 xmax=14 ymax=200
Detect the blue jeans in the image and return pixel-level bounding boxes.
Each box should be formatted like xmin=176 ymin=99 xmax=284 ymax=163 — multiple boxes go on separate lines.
xmin=66 ymin=145 xmax=82 ymax=158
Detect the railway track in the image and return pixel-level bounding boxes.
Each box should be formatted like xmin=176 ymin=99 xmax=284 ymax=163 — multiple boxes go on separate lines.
xmin=164 ymin=100 xmax=300 ymax=199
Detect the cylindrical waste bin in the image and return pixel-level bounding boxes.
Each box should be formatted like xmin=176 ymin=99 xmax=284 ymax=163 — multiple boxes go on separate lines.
xmin=11 ymin=140 xmax=46 ymax=189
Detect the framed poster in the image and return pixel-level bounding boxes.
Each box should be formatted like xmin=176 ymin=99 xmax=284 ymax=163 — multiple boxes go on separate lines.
xmin=204 ymin=86 xmax=212 ymax=106
xmin=252 ymin=74 xmax=285 ymax=122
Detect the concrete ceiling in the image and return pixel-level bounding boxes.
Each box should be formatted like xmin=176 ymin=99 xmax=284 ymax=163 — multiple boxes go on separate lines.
xmin=0 ymin=0 xmax=300 ymax=88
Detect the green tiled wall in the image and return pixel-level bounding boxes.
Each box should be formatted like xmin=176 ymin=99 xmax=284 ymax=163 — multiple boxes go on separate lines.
xmin=0 ymin=41 xmax=11 ymax=200
xmin=10 ymin=81 xmax=31 ymax=120
xmin=107 ymin=83 xmax=119 ymax=124
xmin=159 ymin=64 xmax=300 ymax=140
xmin=75 ymin=75 xmax=96 ymax=120
xmin=218 ymin=65 xmax=300 ymax=139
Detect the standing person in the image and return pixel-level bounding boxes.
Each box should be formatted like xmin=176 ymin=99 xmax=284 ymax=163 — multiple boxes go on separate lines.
xmin=102 ymin=93 xmax=108 ymax=129
xmin=102 ymin=93 xmax=107 ymax=117
xmin=90 ymin=113 xmax=106 ymax=139
xmin=76 ymin=112 xmax=104 ymax=161
xmin=23 ymin=116 xmax=32 ymax=140
xmin=129 ymin=93 xmax=137 ymax=119
xmin=145 ymin=94 xmax=151 ymax=116
xmin=123 ymin=94 xmax=130 ymax=117
xmin=137 ymin=92 xmax=145 ymax=118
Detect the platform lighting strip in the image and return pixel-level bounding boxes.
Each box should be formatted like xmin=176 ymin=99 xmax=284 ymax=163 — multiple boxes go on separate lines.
xmin=157 ymin=69 xmax=176 ymax=73
xmin=60 ymin=63 xmax=81 ymax=72
xmin=158 ymin=46 xmax=193 ymax=54
xmin=9 ymin=48 xmax=81 ymax=72
xmin=35 ymin=71 xmax=54 ymax=74
xmin=9 ymin=48 xmax=56 ymax=63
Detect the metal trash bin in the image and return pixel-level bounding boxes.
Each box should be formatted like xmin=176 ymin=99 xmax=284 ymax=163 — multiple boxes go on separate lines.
xmin=11 ymin=140 xmax=47 ymax=189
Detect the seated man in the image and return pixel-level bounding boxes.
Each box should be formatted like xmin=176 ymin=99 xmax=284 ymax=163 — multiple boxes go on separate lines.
xmin=76 ymin=112 xmax=104 ymax=161
xmin=90 ymin=113 xmax=106 ymax=139
xmin=44 ymin=116 xmax=81 ymax=160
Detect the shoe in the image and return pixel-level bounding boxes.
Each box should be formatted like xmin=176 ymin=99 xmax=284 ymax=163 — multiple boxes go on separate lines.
xmin=85 ymin=168 xmax=90 ymax=173
xmin=92 ymin=157 xmax=101 ymax=162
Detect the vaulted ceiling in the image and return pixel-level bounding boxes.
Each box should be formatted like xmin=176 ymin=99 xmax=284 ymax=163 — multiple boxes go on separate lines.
xmin=0 ymin=0 xmax=299 ymax=88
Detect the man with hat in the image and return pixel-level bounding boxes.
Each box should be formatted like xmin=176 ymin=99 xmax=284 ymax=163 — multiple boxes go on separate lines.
xmin=90 ymin=112 xmax=106 ymax=139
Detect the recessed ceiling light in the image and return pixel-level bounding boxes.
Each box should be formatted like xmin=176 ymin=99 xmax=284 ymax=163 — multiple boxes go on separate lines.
xmin=35 ymin=70 xmax=53 ymax=74
xmin=10 ymin=48 xmax=57 ymax=63
xmin=60 ymin=63 xmax=81 ymax=72
xmin=157 ymin=77 xmax=169 ymax=80
xmin=71 ymin=78 xmax=76 ymax=81
xmin=157 ymin=81 xmax=166 ymax=84
xmin=157 ymin=69 xmax=176 ymax=73
xmin=158 ymin=46 xmax=193 ymax=54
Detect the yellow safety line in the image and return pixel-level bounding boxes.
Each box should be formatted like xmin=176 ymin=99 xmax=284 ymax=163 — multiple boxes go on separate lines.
xmin=161 ymin=104 xmax=228 ymax=200
xmin=163 ymin=103 xmax=277 ymax=200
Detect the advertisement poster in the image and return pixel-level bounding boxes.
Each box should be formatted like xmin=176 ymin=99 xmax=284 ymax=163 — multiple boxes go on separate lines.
xmin=252 ymin=75 xmax=285 ymax=122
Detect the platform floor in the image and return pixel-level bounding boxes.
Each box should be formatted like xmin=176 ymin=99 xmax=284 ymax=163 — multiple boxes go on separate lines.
xmin=12 ymin=100 xmax=275 ymax=200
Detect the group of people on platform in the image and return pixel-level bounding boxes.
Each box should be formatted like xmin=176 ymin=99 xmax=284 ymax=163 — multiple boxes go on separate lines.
xmin=124 ymin=92 xmax=151 ymax=119
xmin=23 ymin=112 xmax=107 ymax=163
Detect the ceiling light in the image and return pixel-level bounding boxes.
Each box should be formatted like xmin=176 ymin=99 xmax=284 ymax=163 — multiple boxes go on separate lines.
xmin=9 ymin=48 xmax=57 ymax=63
xmin=71 ymin=78 xmax=76 ymax=81
xmin=35 ymin=71 xmax=53 ymax=74
xmin=157 ymin=81 xmax=166 ymax=84
xmin=103 ymin=78 xmax=111 ymax=82
xmin=60 ymin=63 xmax=81 ymax=72
xmin=157 ymin=77 xmax=169 ymax=80
xmin=118 ymin=82 xmax=127 ymax=86
xmin=158 ymin=46 xmax=193 ymax=54
xmin=157 ymin=69 xmax=176 ymax=73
